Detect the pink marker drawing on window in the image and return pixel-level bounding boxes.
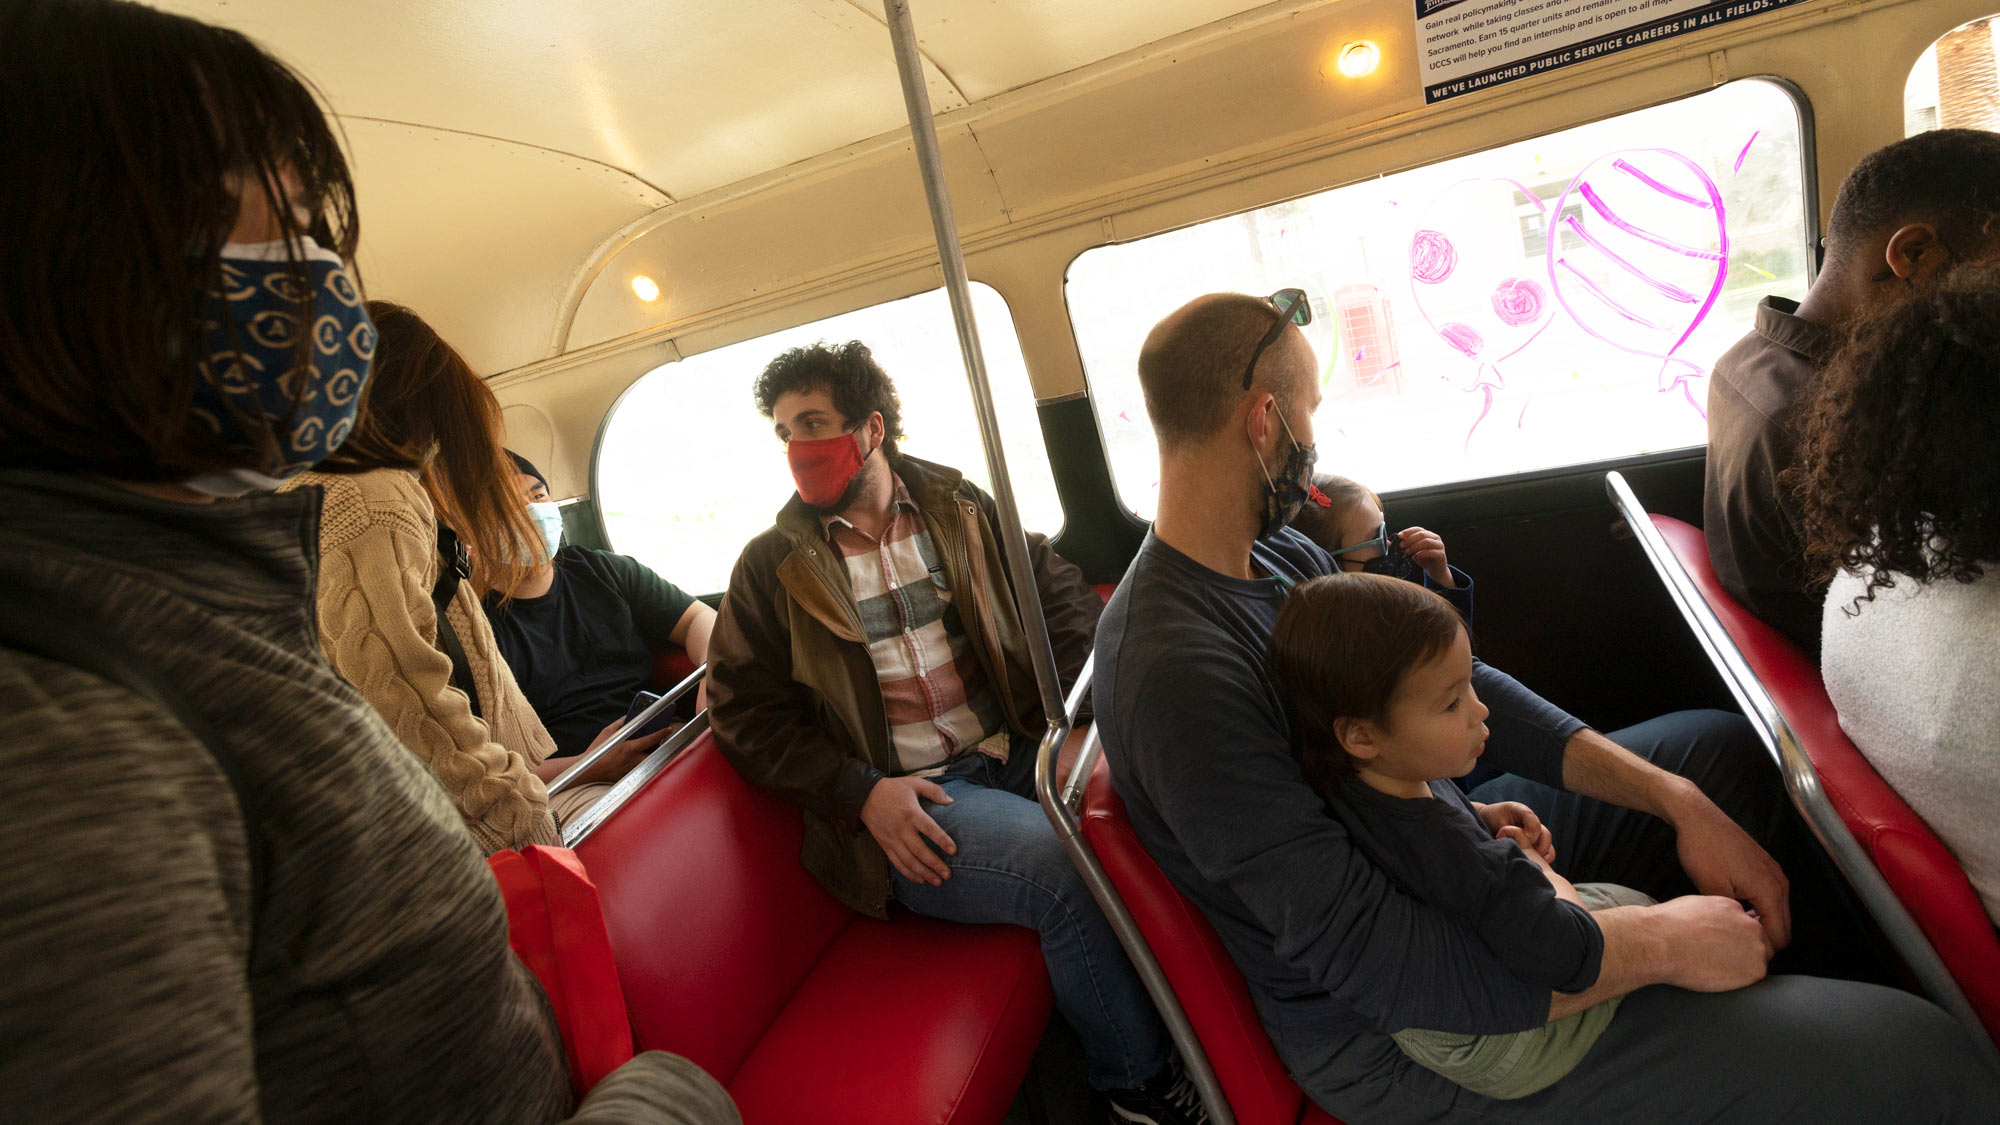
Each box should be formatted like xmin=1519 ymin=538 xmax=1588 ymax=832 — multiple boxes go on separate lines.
xmin=1545 ymin=148 xmax=1731 ymax=418
xmin=1407 ymin=178 xmax=1557 ymax=452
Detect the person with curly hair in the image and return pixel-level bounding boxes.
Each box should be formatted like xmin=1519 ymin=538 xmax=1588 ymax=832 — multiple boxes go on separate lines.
xmin=1706 ymin=129 xmax=2000 ymax=657
xmin=707 ymin=340 xmax=1211 ymax=1123
xmin=1791 ymin=260 xmax=2000 ymax=926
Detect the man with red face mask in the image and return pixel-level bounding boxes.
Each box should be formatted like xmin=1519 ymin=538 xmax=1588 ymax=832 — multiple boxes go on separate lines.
xmin=707 ymin=341 xmax=1208 ymax=1124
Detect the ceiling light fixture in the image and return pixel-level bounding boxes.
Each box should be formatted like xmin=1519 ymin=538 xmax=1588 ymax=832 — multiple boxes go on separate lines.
xmin=630 ymin=275 xmax=661 ymax=302
xmin=1336 ymin=40 xmax=1381 ymax=79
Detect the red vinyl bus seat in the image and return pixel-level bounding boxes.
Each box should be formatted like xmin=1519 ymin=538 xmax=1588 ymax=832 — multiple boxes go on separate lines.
xmin=575 ymin=730 xmax=1053 ymax=1124
xmin=1079 ymin=758 xmax=1342 ymax=1125
xmin=649 ymin=645 xmax=699 ymax=693
xmin=1651 ymin=515 xmax=2000 ymax=1042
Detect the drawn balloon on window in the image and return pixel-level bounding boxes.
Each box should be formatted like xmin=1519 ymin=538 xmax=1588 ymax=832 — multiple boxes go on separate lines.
xmin=1406 ymin=178 xmax=1558 ymax=452
xmin=1545 ymin=148 xmax=1730 ymax=418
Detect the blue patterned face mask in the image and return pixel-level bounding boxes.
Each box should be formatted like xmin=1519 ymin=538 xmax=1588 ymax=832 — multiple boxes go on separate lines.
xmin=527 ymin=501 xmax=565 ymax=560
xmin=186 ymin=236 xmax=375 ymax=495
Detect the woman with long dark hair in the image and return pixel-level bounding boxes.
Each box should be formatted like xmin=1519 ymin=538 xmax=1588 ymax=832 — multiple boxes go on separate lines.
xmin=1793 ymin=259 xmax=2000 ymax=926
xmin=288 ymin=301 xmax=641 ymax=844
xmin=0 ymin=2 xmax=731 ymax=1118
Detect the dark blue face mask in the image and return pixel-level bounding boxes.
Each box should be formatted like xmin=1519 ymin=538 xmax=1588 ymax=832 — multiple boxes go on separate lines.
xmin=185 ymin=235 xmax=375 ymax=495
xmin=1361 ymin=537 xmax=1425 ymax=584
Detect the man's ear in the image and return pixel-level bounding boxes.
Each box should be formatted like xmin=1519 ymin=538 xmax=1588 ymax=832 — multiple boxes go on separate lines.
xmin=1333 ymin=717 xmax=1382 ymax=764
xmin=863 ymin=410 xmax=886 ymax=451
xmin=1244 ymin=391 xmax=1277 ymax=450
xmin=1885 ymin=222 xmax=1947 ymax=282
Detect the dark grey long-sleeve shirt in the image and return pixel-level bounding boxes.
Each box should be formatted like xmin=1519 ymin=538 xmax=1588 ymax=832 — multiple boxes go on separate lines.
xmin=1327 ymin=778 xmax=1600 ymax=997
xmin=1095 ymin=529 xmax=1594 ymax=1094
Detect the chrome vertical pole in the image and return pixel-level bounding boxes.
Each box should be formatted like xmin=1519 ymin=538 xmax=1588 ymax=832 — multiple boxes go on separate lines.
xmin=880 ymin=0 xmax=1065 ymax=725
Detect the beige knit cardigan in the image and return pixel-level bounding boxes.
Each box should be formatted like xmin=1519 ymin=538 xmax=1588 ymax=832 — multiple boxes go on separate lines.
xmin=285 ymin=469 xmax=560 ymax=852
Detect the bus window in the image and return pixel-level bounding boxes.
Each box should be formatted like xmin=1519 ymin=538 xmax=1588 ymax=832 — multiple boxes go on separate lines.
xmin=594 ymin=283 xmax=1059 ymax=594
xmin=1067 ymin=79 xmax=1811 ymax=518
xmin=1906 ymin=16 xmax=2000 ymax=135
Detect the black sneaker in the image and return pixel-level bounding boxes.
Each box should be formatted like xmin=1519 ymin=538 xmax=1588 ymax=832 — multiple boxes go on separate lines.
xmin=1105 ymin=1058 xmax=1209 ymax=1125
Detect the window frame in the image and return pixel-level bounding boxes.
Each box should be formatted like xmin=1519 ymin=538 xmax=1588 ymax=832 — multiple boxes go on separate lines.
xmin=1059 ymin=75 xmax=1820 ymax=517
xmin=586 ymin=280 xmax=1061 ymax=595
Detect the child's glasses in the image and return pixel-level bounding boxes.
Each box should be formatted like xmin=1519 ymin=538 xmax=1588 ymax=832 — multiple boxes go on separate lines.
xmin=1328 ymin=519 xmax=1391 ymax=565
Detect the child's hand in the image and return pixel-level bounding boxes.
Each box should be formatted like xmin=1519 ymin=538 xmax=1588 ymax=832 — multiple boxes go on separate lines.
xmin=1477 ymin=800 xmax=1556 ymax=863
xmin=1397 ymin=527 xmax=1456 ymax=588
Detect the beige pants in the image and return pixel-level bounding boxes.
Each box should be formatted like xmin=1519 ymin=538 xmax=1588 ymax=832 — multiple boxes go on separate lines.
xmin=548 ymin=781 xmax=615 ymax=832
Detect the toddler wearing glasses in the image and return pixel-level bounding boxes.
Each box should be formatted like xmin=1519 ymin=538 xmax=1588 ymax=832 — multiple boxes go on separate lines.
xmin=1267 ymin=573 xmax=1649 ymax=1100
xmin=1293 ymin=474 xmax=1474 ymax=622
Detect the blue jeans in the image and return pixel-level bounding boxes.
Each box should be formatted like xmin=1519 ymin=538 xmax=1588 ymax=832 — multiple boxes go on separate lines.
xmin=890 ymin=737 xmax=1170 ymax=1092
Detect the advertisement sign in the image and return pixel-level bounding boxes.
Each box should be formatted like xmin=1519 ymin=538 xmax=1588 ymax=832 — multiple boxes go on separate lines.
xmin=1418 ymin=0 xmax=1811 ymax=103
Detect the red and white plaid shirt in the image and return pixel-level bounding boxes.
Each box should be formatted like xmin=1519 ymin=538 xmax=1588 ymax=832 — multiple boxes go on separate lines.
xmin=823 ymin=476 xmax=1008 ymax=776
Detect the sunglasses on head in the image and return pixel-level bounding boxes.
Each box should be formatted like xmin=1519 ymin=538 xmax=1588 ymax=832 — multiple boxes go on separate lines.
xmin=1242 ymin=287 xmax=1312 ymax=390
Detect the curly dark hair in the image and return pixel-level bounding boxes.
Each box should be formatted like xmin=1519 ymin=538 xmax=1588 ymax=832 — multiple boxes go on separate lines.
xmin=752 ymin=340 xmax=906 ymax=459
xmin=1789 ymin=260 xmax=2000 ymax=609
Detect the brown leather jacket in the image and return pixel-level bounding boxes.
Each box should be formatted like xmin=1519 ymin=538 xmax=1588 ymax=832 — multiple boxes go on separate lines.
xmin=707 ymin=455 xmax=1101 ymax=917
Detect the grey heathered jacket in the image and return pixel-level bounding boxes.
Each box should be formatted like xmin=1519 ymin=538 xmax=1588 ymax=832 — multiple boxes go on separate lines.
xmin=0 ymin=471 xmax=737 ymax=1124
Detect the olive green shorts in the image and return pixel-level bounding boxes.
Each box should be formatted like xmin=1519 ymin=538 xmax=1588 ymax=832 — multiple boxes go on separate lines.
xmin=1390 ymin=883 xmax=1657 ymax=1100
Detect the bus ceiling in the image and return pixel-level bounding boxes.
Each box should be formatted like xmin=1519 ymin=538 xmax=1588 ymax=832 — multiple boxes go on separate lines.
xmin=143 ymin=0 xmax=1989 ymax=382
xmin=143 ymin=0 xmax=1305 ymax=374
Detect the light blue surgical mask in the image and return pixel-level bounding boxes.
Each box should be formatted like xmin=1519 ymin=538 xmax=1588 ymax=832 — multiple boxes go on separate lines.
xmin=528 ymin=501 xmax=565 ymax=560
xmin=186 ymin=235 xmax=375 ymax=496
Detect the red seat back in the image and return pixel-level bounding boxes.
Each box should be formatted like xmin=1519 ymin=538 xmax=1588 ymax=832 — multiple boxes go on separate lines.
xmin=575 ymin=731 xmax=853 ymax=1082
xmin=1080 ymin=760 xmax=1309 ymax=1125
xmin=1652 ymin=516 xmax=2000 ymax=1039
xmin=650 ymin=645 xmax=699 ymax=692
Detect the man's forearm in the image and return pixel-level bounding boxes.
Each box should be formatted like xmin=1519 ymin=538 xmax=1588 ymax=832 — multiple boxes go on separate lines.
xmin=1560 ymin=727 xmax=1705 ymax=824
xmin=1547 ymin=905 xmax=1665 ymax=1019
xmin=1558 ymin=721 xmax=1796 ymax=949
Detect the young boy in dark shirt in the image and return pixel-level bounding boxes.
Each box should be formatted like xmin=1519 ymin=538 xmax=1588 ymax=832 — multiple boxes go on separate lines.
xmin=1267 ymin=573 xmax=1650 ymax=1099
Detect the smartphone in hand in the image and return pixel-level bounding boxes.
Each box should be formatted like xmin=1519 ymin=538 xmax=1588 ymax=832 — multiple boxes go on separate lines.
xmin=622 ymin=690 xmax=678 ymax=741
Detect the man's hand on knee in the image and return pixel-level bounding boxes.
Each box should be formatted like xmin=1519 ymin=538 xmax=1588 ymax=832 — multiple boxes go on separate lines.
xmin=1559 ymin=728 xmax=1793 ymax=949
xmin=1663 ymin=783 xmax=1793 ymax=949
xmin=862 ymin=775 xmax=957 ymax=887
xmin=1647 ymin=895 xmax=1774 ymax=991
xmin=1551 ymin=896 xmax=1772 ymax=1019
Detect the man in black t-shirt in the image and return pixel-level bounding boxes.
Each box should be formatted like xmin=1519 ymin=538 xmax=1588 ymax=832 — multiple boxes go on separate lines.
xmin=485 ymin=453 xmax=716 ymax=758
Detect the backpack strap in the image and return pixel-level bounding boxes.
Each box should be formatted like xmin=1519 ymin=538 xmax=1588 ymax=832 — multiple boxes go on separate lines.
xmin=0 ymin=585 xmax=263 ymax=939
xmin=432 ymin=523 xmax=483 ymax=720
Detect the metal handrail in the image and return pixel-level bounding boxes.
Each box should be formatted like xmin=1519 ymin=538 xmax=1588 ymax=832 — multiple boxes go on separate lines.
xmin=1033 ymin=655 xmax=1238 ymax=1125
xmin=547 ymin=661 xmax=705 ymax=798
xmin=880 ymin=0 xmax=1066 ymax=729
xmin=1604 ymin=471 xmax=1996 ymax=1064
xmin=560 ymin=709 xmax=710 ymax=847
